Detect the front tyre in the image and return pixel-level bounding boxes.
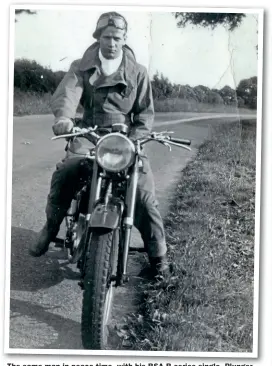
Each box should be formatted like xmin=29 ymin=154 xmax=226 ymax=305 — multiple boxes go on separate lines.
xmin=81 ymin=229 xmax=118 ymax=349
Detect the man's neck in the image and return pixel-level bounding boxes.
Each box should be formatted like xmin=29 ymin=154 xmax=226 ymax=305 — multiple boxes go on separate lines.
xmin=98 ymin=49 xmax=123 ymax=76
xmin=99 ymin=49 xmax=123 ymax=61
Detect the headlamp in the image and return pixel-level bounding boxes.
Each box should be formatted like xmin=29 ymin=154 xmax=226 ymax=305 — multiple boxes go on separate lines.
xmin=95 ymin=133 xmax=135 ymax=173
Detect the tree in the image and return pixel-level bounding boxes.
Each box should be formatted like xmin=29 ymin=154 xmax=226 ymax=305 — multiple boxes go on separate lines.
xmin=15 ymin=9 xmax=36 ymax=22
xmin=219 ymin=85 xmax=237 ymax=105
xmin=151 ymin=72 xmax=174 ymax=100
xmin=236 ymin=77 xmax=257 ymax=109
xmin=14 ymin=59 xmax=58 ymax=93
xmin=54 ymin=71 xmax=66 ymax=87
xmin=15 ymin=10 xmax=36 ymax=15
xmin=174 ymin=12 xmax=246 ymax=31
xmin=193 ymin=85 xmax=211 ymax=102
xmin=205 ymin=91 xmax=224 ymax=105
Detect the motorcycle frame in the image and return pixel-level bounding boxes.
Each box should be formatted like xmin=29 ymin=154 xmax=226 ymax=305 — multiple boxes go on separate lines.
xmin=80 ymin=151 xmax=140 ymax=286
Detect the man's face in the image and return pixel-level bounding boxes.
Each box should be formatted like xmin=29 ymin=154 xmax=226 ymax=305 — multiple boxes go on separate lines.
xmin=99 ymin=26 xmax=126 ymax=60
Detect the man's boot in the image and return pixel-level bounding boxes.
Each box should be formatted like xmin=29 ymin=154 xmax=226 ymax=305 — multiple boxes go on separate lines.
xmin=139 ymin=254 xmax=171 ymax=280
xmin=149 ymin=255 xmax=171 ymax=279
xmin=29 ymin=206 xmax=65 ymax=257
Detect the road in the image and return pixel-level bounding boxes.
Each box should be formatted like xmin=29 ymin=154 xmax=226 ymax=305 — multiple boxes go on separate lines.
xmin=8 ymin=112 xmax=255 ymax=351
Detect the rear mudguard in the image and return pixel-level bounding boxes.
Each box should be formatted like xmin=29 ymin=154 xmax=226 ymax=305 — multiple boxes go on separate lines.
xmin=89 ymin=199 xmax=123 ymax=229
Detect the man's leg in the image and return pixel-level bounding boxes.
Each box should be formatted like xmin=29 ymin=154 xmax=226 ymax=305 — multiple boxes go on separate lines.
xmin=134 ymin=158 xmax=169 ymax=277
xmin=29 ymin=157 xmax=91 ymax=257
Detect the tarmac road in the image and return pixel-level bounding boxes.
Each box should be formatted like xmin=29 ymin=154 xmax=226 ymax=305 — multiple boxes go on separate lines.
xmin=8 ymin=112 xmax=255 ymax=352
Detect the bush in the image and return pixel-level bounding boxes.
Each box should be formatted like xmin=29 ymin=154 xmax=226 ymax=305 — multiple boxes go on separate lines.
xmin=14 ymin=58 xmax=65 ymax=94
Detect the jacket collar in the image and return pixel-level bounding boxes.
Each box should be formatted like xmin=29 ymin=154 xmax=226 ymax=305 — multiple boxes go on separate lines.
xmin=79 ymin=42 xmax=137 ymax=90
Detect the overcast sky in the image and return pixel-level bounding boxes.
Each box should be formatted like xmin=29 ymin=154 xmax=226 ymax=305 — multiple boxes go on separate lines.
xmin=13 ymin=8 xmax=260 ymax=89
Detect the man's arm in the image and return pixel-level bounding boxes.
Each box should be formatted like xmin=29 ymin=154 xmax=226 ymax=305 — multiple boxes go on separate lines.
xmin=129 ymin=66 xmax=154 ymax=140
xmin=50 ymin=59 xmax=83 ymax=135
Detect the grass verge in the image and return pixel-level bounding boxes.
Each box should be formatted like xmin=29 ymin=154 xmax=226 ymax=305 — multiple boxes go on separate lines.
xmin=13 ymin=88 xmax=52 ymax=115
xmin=154 ymin=98 xmax=249 ymax=114
xmin=122 ymin=119 xmax=256 ymax=352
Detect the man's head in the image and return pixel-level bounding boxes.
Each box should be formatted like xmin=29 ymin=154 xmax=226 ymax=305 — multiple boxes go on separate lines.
xmin=93 ymin=12 xmax=127 ymax=60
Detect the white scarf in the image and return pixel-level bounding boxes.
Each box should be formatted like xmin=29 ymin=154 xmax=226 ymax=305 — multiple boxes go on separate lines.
xmin=98 ymin=48 xmax=123 ymax=76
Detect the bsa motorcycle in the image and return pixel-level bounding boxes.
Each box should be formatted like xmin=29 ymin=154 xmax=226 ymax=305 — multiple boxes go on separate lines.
xmin=52 ymin=122 xmax=191 ymax=350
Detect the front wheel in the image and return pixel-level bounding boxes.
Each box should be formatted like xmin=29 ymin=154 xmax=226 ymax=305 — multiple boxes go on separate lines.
xmin=81 ymin=229 xmax=118 ymax=349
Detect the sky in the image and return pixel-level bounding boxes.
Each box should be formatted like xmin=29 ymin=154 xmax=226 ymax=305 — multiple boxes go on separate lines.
xmin=13 ymin=7 xmax=260 ymax=89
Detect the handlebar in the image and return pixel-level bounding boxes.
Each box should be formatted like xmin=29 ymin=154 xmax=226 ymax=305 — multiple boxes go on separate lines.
xmin=51 ymin=127 xmax=191 ymax=151
xmin=51 ymin=127 xmax=100 ymax=140
xmin=169 ymin=137 xmax=191 ymax=146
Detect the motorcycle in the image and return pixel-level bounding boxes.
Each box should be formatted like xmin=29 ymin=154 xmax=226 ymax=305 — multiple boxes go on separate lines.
xmin=52 ymin=122 xmax=191 ymax=350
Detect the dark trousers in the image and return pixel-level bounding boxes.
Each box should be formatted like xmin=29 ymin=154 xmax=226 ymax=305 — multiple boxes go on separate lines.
xmin=46 ymin=156 xmax=167 ymax=257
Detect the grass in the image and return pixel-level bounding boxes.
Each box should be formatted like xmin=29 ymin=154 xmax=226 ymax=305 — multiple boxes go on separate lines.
xmin=122 ymin=119 xmax=256 ymax=352
xmin=13 ymin=88 xmax=52 ymax=116
xmin=154 ymin=98 xmax=252 ymax=114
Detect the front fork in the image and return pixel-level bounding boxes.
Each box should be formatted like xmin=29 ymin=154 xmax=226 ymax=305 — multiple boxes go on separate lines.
xmin=119 ymin=157 xmax=139 ymax=284
xmin=88 ymin=160 xmax=102 ymax=217
xmin=78 ymin=159 xmax=102 ymax=277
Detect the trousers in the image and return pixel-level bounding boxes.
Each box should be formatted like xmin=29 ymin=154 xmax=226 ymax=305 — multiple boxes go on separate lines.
xmin=46 ymin=155 xmax=167 ymax=258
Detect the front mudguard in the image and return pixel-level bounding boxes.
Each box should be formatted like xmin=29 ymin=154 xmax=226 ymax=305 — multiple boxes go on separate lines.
xmin=89 ymin=199 xmax=123 ymax=229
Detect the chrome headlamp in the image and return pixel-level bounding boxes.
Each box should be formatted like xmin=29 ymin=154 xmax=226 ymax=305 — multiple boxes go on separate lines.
xmin=95 ymin=133 xmax=135 ymax=173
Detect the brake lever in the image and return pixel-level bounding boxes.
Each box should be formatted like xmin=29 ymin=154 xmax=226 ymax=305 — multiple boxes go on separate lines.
xmin=162 ymin=141 xmax=172 ymax=151
xmin=167 ymin=140 xmax=192 ymax=151
xmin=151 ymin=131 xmax=174 ymax=139
xmin=155 ymin=138 xmax=172 ymax=151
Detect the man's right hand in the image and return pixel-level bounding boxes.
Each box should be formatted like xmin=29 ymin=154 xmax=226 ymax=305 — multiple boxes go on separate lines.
xmin=52 ymin=117 xmax=74 ymax=136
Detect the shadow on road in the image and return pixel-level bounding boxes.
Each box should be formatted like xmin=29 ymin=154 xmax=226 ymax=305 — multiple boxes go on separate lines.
xmin=10 ymin=298 xmax=82 ymax=349
xmin=10 ymin=226 xmax=80 ymax=292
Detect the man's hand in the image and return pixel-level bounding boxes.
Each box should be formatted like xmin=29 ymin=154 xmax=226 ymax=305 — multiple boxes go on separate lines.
xmin=52 ymin=117 xmax=74 ymax=136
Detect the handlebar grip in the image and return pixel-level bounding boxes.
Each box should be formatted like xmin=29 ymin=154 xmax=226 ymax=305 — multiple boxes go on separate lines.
xmin=169 ymin=137 xmax=191 ymax=146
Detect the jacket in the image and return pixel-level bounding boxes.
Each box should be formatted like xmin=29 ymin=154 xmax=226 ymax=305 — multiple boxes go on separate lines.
xmin=50 ymin=42 xmax=154 ymax=141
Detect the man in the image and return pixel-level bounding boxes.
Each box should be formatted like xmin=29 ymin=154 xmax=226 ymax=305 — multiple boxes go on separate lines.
xmin=29 ymin=12 xmax=170 ymax=278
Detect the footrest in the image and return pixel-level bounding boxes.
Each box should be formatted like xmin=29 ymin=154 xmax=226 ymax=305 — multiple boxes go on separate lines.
xmin=129 ymin=247 xmax=146 ymax=253
xmin=54 ymin=237 xmax=65 ymax=248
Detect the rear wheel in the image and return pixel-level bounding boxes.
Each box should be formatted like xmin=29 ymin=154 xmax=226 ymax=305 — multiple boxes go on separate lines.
xmin=81 ymin=229 xmax=118 ymax=349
